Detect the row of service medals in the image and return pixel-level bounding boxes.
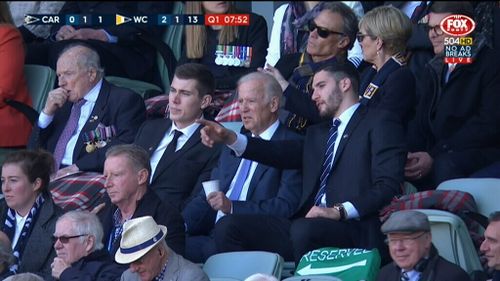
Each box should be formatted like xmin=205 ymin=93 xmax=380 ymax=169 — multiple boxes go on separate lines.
xmin=215 ymin=45 xmax=252 ymax=68
xmin=83 ymin=125 xmax=116 ymax=153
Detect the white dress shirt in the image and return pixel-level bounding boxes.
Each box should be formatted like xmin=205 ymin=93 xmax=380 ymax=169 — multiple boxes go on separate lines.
xmin=216 ymin=120 xmax=280 ymax=222
xmin=229 ymin=105 xmax=361 ymax=219
xmin=149 ymin=121 xmax=201 ymax=181
xmin=38 ymin=79 xmax=102 ymax=166
xmin=12 ymin=212 xmax=28 ymax=248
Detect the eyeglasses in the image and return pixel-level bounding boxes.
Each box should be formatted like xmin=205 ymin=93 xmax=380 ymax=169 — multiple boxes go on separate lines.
xmin=308 ymin=21 xmax=345 ymax=39
xmin=426 ymin=24 xmax=444 ymax=36
xmin=356 ymin=32 xmax=373 ymax=43
xmin=386 ymin=232 xmax=427 ymax=245
xmin=52 ymin=234 xmax=87 ymax=244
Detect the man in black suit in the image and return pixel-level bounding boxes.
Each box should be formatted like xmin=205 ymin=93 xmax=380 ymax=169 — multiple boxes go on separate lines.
xmin=198 ymin=63 xmax=406 ymax=264
xmin=377 ymin=210 xmax=470 ymax=281
xmin=182 ymin=72 xmax=303 ymax=262
xmin=406 ymin=2 xmax=500 ymax=189
xmin=28 ymin=42 xmax=146 ymax=178
xmin=134 ymin=63 xmax=222 ymax=211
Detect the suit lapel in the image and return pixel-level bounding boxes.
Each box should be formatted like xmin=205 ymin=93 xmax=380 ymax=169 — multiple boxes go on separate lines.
xmin=72 ymin=80 xmax=110 ymax=160
xmin=151 ymin=124 xmax=203 ymax=182
xmin=332 ymin=106 xmax=366 ymax=167
xmin=145 ymin=120 xmax=173 ymax=157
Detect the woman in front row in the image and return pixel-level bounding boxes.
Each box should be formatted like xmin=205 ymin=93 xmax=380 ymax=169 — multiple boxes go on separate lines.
xmin=0 ymin=150 xmax=63 ymax=280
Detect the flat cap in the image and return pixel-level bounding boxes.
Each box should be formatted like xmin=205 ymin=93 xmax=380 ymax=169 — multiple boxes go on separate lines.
xmin=381 ymin=210 xmax=430 ymax=234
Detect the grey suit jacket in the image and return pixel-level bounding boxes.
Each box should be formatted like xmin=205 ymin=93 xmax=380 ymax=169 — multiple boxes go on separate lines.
xmin=120 ymin=247 xmax=209 ymax=281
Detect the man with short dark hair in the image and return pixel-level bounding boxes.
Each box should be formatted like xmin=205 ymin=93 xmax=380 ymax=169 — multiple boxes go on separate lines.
xmin=377 ymin=210 xmax=470 ymax=281
xmin=51 ymin=210 xmax=124 ymax=280
xmin=134 ymin=63 xmax=222 ymax=210
xmin=481 ymin=212 xmax=500 ymax=281
xmin=28 ymin=42 xmax=146 ymax=178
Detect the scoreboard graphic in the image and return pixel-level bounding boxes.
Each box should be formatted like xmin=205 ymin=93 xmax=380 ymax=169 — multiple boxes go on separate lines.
xmin=23 ymin=14 xmax=250 ymax=26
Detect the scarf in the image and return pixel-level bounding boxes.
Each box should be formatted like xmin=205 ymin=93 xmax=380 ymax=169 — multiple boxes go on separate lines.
xmin=360 ymin=54 xmax=406 ymax=105
xmin=3 ymin=195 xmax=45 ymax=274
xmin=286 ymin=53 xmax=339 ymax=133
xmin=280 ymin=3 xmax=308 ymax=56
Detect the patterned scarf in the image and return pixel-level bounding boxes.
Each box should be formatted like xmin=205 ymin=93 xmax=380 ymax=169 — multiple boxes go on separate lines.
xmin=3 ymin=195 xmax=45 ymax=274
xmin=280 ymin=3 xmax=308 ymax=55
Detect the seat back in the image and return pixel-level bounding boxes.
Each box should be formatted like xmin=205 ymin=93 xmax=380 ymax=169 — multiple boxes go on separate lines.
xmin=157 ymin=1 xmax=184 ymax=91
xmin=203 ymin=251 xmax=284 ymax=280
xmin=417 ymin=209 xmax=483 ymax=273
xmin=24 ymin=64 xmax=56 ymax=112
xmin=221 ymin=122 xmax=244 ymax=133
xmin=437 ymin=178 xmax=500 ymax=218
xmin=105 ymin=76 xmax=162 ymax=99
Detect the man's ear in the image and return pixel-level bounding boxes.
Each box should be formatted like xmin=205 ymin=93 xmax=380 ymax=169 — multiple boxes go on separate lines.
xmin=201 ymin=94 xmax=212 ymax=109
xmin=137 ymin=168 xmax=149 ymax=185
xmin=338 ymin=36 xmax=351 ymax=50
xmin=85 ymin=235 xmax=95 ymax=253
xmin=269 ymin=96 xmax=280 ymax=113
xmin=339 ymin=77 xmax=352 ymax=92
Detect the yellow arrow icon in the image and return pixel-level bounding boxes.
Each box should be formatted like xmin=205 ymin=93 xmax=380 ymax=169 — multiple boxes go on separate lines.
xmin=116 ymin=14 xmax=132 ymax=25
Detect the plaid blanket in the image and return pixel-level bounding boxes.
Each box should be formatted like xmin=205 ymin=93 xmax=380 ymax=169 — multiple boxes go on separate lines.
xmin=380 ymin=190 xmax=483 ymax=248
xmin=49 ymin=172 xmax=106 ymax=212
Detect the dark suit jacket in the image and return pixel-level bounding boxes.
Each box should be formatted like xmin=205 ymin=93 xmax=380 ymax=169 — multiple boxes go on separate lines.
xmin=0 ymin=194 xmax=63 ymax=281
xmin=28 ymin=79 xmax=146 ymax=172
xmin=408 ymin=41 xmax=500 ymax=157
xmin=241 ymin=106 xmax=406 ymax=249
xmin=98 ymin=189 xmax=185 ymax=257
xmin=377 ymin=246 xmax=470 ymax=281
xmin=59 ymin=249 xmax=124 ymax=281
xmin=182 ymin=123 xmax=304 ymax=235
xmin=134 ymin=119 xmax=221 ymax=210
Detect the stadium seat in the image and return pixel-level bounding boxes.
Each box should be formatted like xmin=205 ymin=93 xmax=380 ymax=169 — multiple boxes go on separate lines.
xmin=437 ymin=178 xmax=500 ymax=219
xmin=203 ymin=251 xmax=284 ymax=281
xmin=221 ymin=122 xmax=243 ymax=133
xmin=24 ymin=64 xmax=57 ymax=112
xmin=105 ymin=76 xmax=162 ymax=99
xmin=416 ymin=209 xmax=483 ymax=274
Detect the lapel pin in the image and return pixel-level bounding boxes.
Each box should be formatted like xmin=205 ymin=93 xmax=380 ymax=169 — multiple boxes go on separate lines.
xmin=89 ymin=115 xmax=99 ymax=123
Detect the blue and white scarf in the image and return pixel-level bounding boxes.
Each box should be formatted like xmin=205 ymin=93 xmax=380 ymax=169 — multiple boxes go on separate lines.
xmin=3 ymin=195 xmax=45 ymax=274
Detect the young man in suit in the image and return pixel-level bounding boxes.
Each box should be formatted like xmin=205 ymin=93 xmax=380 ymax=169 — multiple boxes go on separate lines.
xmin=182 ymin=72 xmax=303 ymax=262
xmin=134 ymin=63 xmax=222 ymax=211
xmin=198 ymin=62 xmax=407 ymax=264
xmin=377 ymin=210 xmax=470 ymax=281
xmin=28 ymin=42 xmax=146 ymax=178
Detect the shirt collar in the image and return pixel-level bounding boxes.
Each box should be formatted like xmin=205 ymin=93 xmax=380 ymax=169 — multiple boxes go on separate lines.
xmin=82 ymin=79 xmax=103 ymax=103
xmin=336 ymin=103 xmax=360 ymax=125
xmin=252 ymin=119 xmax=279 ymax=140
xmin=170 ymin=119 xmax=201 ymax=139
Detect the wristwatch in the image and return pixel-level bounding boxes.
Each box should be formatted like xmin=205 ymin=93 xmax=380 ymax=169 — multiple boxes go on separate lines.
xmin=333 ymin=203 xmax=347 ymax=221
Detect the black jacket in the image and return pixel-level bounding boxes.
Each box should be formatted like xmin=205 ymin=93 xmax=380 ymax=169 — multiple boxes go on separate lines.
xmin=59 ymin=249 xmax=124 ymax=281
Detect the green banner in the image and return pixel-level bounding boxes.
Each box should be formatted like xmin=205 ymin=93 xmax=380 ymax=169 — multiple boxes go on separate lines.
xmin=295 ymin=248 xmax=381 ymax=281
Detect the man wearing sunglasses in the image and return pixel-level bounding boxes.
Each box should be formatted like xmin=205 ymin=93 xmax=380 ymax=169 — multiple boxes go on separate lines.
xmin=377 ymin=210 xmax=470 ymax=281
xmin=406 ymin=2 xmax=500 ymax=189
xmin=263 ymin=2 xmax=359 ymax=134
xmin=51 ymin=210 xmax=124 ymax=280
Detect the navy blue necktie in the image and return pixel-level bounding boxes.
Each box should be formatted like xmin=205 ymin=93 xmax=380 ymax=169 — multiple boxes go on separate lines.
xmin=314 ymin=118 xmax=341 ymax=206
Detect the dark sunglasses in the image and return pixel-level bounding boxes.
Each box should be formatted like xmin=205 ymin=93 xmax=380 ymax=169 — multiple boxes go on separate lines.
xmin=52 ymin=234 xmax=87 ymax=244
xmin=308 ymin=21 xmax=345 ymax=38
xmin=425 ymin=24 xmax=444 ymax=35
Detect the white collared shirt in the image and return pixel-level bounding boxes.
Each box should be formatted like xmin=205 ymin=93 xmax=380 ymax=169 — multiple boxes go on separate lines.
xmin=12 ymin=212 xmax=28 ymax=248
xmin=149 ymin=121 xmax=201 ymax=181
xmin=229 ymin=104 xmax=361 ymax=219
xmin=216 ymin=120 xmax=280 ymax=222
xmin=38 ymin=79 xmax=103 ymax=166
xmin=402 ymin=269 xmax=420 ymax=281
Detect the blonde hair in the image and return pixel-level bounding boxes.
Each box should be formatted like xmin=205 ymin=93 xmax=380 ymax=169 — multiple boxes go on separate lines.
xmin=185 ymin=1 xmax=238 ymax=59
xmin=0 ymin=2 xmax=14 ymax=24
xmin=359 ymin=5 xmax=412 ymax=55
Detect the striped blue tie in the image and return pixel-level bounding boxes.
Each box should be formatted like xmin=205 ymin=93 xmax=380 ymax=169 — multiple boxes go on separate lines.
xmin=314 ymin=118 xmax=341 ymax=206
